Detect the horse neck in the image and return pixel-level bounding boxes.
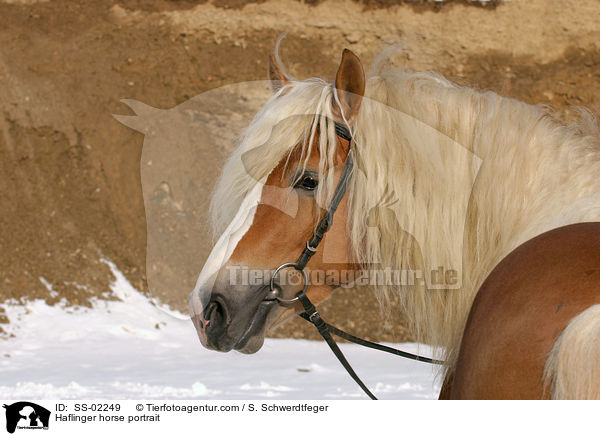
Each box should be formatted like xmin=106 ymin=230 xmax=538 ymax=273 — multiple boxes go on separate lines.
xmin=387 ymin=74 xmax=599 ymax=280
xmin=363 ymin=72 xmax=600 ymax=361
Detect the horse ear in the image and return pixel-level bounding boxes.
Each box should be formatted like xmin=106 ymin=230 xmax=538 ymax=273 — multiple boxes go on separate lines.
xmin=333 ymin=49 xmax=365 ymax=123
xmin=268 ymin=55 xmax=290 ymax=93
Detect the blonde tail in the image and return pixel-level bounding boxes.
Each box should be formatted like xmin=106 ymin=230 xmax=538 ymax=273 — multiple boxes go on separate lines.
xmin=544 ymin=304 xmax=600 ymax=399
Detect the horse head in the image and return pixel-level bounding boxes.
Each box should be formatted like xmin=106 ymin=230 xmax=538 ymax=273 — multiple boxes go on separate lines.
xmin=188 ymin=49 xmax=365 ymax=353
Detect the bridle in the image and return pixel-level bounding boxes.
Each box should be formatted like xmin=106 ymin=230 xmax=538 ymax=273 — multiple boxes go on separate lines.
xmin=267 ymin=121 xmax=443 ymax=400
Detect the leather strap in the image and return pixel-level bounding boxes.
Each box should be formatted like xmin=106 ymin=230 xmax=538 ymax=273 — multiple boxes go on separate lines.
xmin=295 ymin=152 xmax=354 ymax=270
xmin=296 ymin=290 xmax=378 ymax=400
xmin=299 ymin=312 xmax=443 ymax=365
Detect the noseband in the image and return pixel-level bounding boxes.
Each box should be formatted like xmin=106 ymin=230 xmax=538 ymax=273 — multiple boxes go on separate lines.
xmin=268 ymin=121 xmax=442 ymax=400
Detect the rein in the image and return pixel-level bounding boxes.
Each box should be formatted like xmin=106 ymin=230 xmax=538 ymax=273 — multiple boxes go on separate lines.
xmin=269 ymin=121 xmax=443 ymax=400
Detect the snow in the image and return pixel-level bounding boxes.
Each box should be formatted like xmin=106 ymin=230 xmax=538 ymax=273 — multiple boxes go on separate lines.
xmin=0 ymin=259 xmax=441 ymax=400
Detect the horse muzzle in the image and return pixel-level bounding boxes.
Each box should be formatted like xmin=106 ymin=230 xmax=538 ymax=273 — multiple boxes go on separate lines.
xmin=189 ymin=282 xmax=278 ymax=353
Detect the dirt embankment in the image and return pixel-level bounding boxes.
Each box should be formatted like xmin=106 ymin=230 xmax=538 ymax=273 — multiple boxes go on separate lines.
xmin=1 ymin=0 xmax=599 ymax=341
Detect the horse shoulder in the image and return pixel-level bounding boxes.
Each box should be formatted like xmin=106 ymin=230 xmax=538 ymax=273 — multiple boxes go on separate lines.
xmin=449 ymin=222 xmax=600 ymax=399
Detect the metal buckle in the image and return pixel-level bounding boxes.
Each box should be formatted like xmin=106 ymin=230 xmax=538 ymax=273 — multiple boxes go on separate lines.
xmin=305 ymin=241 xmax=318 ymax=253
xmin=269 ymin=262 xmax=309 ymax=305
xmin=308 ymin=311 xmax=321 ymax=323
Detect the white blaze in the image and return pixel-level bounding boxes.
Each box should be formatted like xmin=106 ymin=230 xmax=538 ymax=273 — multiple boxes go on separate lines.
xmin=189 ymin=180 xmax=265 ymax=310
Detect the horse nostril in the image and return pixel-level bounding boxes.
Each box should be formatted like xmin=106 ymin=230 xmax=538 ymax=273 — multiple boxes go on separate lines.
xmin=204 ymin=299 xmax=227 ymax=328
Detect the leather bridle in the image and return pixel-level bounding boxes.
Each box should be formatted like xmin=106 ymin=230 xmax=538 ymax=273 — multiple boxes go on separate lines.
xmin=267 ymin=121 xmax=443 ymax=400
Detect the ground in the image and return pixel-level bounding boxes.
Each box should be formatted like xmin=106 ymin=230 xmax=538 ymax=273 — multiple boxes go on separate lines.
xmin=1 ymin=0 xmax=599 ymax=342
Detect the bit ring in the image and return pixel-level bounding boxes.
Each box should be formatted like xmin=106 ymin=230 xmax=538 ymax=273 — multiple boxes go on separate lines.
xmin=270 ymin=262 xmax=308 ymax=304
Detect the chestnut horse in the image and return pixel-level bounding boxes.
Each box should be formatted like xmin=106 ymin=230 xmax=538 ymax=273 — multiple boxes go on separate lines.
xmin=189 ymin=47 xmax=600 ymax=399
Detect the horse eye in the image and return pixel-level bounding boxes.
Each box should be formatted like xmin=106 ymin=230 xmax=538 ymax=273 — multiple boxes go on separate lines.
xmin=294 ymin=174 xmax=318 ymax=191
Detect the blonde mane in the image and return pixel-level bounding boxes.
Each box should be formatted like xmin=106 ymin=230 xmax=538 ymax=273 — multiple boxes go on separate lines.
xmin=211 ymin=51 xmax=600 ymax=377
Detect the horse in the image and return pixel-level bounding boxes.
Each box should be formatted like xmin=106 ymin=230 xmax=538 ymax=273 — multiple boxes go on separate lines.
xmin=188 ymin=47 xmax=600 ymax=399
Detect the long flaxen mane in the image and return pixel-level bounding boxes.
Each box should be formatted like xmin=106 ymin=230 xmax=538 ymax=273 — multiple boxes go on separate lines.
xmin=210 ymin=49 xmax=600 ymax=376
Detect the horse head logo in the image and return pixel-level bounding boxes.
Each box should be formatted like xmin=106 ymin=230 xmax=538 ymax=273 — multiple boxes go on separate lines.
xmin=3 ymin=402 xmax=50 ymax=434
